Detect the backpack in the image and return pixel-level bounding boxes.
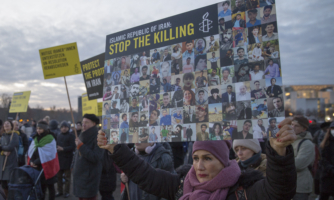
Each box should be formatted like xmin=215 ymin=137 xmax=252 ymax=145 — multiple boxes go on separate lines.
xmin=297 ymin=139 xmax=314 ymax=177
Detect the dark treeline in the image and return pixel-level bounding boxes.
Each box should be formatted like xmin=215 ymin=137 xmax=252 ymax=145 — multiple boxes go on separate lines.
xmin=0 ymin=107 xmax=81 ymax=124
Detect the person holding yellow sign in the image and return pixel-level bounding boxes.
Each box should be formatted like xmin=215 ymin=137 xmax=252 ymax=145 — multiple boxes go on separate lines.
xmin=0 ymin=121 xmax=19 ymax=197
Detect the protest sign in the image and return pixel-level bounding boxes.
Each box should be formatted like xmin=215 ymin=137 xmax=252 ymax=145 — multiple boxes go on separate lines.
xmin=103 ymin=2 xmax=284 ymax=143
xmin=80 ymin=53 xmax=105 ymax=100
xmin=39 ymin=42 xmax=82 ymax=137
xmin=82 ymin=93 xmax=98 ymax=116
xmin=9 ymin=91 xmax=31 ymax=113
xmin=39 ymin=42 xmax=81 ymax=79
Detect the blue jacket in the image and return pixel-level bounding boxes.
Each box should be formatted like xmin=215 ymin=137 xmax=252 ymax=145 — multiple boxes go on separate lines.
xmin=221 ymin=92 xmax=236 ymax=103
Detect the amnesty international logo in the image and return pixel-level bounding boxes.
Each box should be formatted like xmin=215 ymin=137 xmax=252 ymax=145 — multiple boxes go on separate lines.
xmin=199 ymin=12 xmax=213 ymax=33
xmin=75 ymin=64 xmax=79 ymax=73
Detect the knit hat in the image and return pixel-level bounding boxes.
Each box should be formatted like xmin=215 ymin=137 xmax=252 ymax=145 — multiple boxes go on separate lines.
xmin=330 ymin=121 xmax=334 ymax=128
xmin=193 ymin=141 xmax=232 ymax=167
xmin=83 ymin=114 xmax=100 ymax=125
xmin=60 ymin=121 xmax=70 ymax=129
xmin=232 ymin=139 xmax=261 ymax=154
xmin=292 ymin=116 xmax=309 ymax=129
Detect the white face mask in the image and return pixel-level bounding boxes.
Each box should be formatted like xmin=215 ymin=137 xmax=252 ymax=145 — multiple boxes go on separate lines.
xmin=331 ymin=130 xmax=334 ymax=137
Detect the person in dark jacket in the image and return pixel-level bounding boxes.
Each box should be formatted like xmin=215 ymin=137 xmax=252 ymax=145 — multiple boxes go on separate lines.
xmin=319 ymin=121 xmax=334 ymax=200
xmin=29 ymin=120 xmax=58 ymax=200
xmin=266 ymin=78 xmax=283 ymax=97
xmin=185 ymin=126 xmax=193 ymax=141
xmin=232 ymin=120 xmax=253 ymax=139
xmin=13 ymin=120 xmax=29 ymax=166
xmin=31 ymin=119 xmax=37 ymax=134
xmin=120 ymin=142 xmax=174 ymax=200
xmin=99 ymin=150 xmax=117 ymax=200
xmin=98 ymin=117 xmax=297 ymax=200
xmin=56 ymin=121 xmax=76 ymax=198
xmin=73 ymin=114 xmax=103 ymax=199
xmin=49 ymin=120 xmax=61 ymax=138
xmin=308 ymin=119 xmax=320 ymax=137
xmin=0 ymin=120 xmax=19 ymax=197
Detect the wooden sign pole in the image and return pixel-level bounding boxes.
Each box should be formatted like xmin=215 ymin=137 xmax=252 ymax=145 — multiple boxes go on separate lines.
xmin=126 ymin=182 xmax=131 ymax=200
xmin=64 ymin=77 xmax=78 ymax=138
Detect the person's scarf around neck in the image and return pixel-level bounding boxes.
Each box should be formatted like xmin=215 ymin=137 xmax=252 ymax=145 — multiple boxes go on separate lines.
xmin=240 ymin=151 xmax=262 ymax=168
xmin=79 ymin=126 xmax=98 ymax=144
xmin=180 ymin=160 xmax=241 ymax=200
xmin=5 ymin=130 xmax=20 ymax=135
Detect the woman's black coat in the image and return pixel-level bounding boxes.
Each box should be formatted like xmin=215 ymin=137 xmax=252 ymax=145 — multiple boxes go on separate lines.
xmin=57 ymin=131 xmax=76 ymax=170
xmin=320 ymin=134 xmax=334 ymax=193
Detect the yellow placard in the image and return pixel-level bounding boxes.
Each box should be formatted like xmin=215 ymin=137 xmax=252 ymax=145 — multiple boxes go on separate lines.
xmin=82 ymin=93 xmax=97 ymax=116
xmin=39 ymin=42 xmax=81 ymax=79
xmin=97 ymin=102 xmax=103 ymax=117
xmin=9 ymin=91 xmax=31 ymax=113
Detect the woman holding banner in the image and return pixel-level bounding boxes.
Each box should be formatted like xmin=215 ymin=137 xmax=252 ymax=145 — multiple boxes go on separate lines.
xmin=98 ymin=117 xmax=297 ymax=200
xmin=0 ymin=120 xmax=19 ymax=197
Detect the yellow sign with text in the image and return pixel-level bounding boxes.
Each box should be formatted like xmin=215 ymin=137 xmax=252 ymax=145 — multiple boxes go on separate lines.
xmin=9 ymin=91 xmax=31 ymax=113
xmin=39 ymin=42 xmax=81 ymax=79
xmin=82 ymin=93 xmax=97 ymax=116
xmin=97 ymin=102 xmax=102 ymax=117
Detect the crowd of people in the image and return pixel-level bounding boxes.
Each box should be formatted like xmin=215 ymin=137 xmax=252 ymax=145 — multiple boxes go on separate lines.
xmin=0 ymin=115 xmax=333 ymax=200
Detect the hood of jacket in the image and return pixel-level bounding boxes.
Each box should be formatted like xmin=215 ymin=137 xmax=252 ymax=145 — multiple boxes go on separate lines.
xmin=150 ymin=143 xmax=172 ymax=164
xmin=49 ymin=120 xmax=59 ymax=130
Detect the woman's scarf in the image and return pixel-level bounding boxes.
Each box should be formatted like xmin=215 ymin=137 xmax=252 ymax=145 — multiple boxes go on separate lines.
xmin=240 ymin=151 xmax=262 ymax=168
xmin=5 ymin=130 xmax=20 ymax=135
xmin=180 ymin=160 xmax=241 ymax=200
xmin=33 ymin=134 xmax=54 ymax=151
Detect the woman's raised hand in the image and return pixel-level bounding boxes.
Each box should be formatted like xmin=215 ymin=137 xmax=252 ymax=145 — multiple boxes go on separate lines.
xmin=269 ymin=117 xmax=297 ymax=156
xmin=97 ymin=130 xmax=116 ymax=154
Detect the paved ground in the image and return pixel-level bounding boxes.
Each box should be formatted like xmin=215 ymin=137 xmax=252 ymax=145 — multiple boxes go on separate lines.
xmin=49 ymin=174 xmax=122 ymax=200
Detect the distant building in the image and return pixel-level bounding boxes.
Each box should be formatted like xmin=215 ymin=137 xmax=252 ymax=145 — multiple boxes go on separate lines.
xmin=284 ymin=85 xmax=334 ymax=121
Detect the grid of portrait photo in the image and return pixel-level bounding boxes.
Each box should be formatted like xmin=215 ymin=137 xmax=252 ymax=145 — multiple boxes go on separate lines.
xmin=102 ymin=0 xmax=284 ymax=143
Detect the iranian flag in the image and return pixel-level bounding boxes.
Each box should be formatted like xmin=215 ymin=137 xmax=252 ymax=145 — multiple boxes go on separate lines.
xmin=27 ymin=134 xmax=60 ymax=180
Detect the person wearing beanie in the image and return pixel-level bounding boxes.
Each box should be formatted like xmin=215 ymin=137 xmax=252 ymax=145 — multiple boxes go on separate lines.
xmin=56 ymin=121 xmax=75 ymax=198
xmin=28 ymin=120 xmax=59 ymax=200
xmin=73 ymin=114 xmax=103 ymax=199
xmin=291 ymin=116 xmax=315 ymax=200
xmin=233 ymin=139 xmax=267 ymax=176
xmin=318 ymin=121 xmax=334 ymax=199
xmin=49 ymin=119 xmax=61 ymax=138
xmin=98 ymin=117 xmax=298 ymax=200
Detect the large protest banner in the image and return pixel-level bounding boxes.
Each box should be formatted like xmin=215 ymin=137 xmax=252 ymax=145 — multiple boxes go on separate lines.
xmin=103 ymin=1 xmax=283 ymax=143
xmin=82 ymin=93 xmax=98 ymax=116
xmin=39 ymin=42 xmax=81 ymax=79
xmin=80 ymin=53 xmax=105 ymax=100
xmin=9 ymin=91 xmax=31 ymax=113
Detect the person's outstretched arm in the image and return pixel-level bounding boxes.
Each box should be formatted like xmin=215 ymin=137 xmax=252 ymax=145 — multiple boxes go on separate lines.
xmin=246 ymin=117 xmax=297 ymax=200
xmin=98 ymin=132 xmax=180 ymax=200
